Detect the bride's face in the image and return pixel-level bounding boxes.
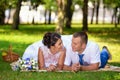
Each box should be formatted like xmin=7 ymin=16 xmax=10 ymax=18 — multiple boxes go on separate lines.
xmin=54 ymin=39 xmax=63 ymax=52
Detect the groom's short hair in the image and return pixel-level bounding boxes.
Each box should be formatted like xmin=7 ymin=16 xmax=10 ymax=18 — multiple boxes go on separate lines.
xmin=73 ymin=31 xmax=88 ymax=44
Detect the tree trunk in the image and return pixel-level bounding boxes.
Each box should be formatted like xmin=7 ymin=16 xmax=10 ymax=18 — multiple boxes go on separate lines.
xmin=111 ymin=7 xmax=118 ymax=26
xmin=56 ymin=10 xmax=64 ymax=34
xmin=64 ymin=0 xmax=73 ymax=28
xmin=103 ymin=5 xmax=105 ymax=24
xmin=0 ymin=11 xmax=5 ymax=25
xmin=96 ymin=0 xmax=100 ymax=24
xmin=48 ymin=9 xmax=51 ymax=24
xmin=12 ymin=0 xmax=22 ymax=30
xmin=118 ymin=8 xmax=120 ymax=24
xmin=6 ymin=5 xmax=12 ymax=24
xmin=111 ymin=11 xmax=114 ymax=24
xmin=82 ymin=0 xmax=88 ymax=32
xmin=56 ymin=0 xmax=65 ymax=34
xmin=32 ymin=4 xmax=38 ymax=24
xmin=0 ymin=5 xmax=5 ymax=25
xmin=44 ymin=9 xmax=47 ymax=24
xmin=115 ymin=7 xmax=118 ymax=28
xmin=91 ymin=1 xmax=95 ymax=24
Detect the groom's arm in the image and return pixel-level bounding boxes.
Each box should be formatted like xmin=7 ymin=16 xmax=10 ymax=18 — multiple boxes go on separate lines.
xmin=80 ymin=63 xmax=99 ymax=71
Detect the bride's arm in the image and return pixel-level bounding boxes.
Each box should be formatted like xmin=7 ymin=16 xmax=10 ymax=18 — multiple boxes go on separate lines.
xmin=57 ymin=47 xmax=66 ymax=70
xmin=38 ymin=48 xmax=46 ymax=70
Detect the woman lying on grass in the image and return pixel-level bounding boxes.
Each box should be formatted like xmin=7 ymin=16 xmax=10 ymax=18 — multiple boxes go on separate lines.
xmin=38 ymin=32 xmax=66 ymax=71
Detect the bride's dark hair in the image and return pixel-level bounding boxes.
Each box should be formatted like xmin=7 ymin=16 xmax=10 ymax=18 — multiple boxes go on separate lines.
xmin=42 ymin=32 xmax=61 ymax=48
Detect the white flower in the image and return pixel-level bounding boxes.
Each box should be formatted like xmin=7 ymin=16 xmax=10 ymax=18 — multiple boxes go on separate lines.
xmin=17 ymin=58 xmax=38 ymax=71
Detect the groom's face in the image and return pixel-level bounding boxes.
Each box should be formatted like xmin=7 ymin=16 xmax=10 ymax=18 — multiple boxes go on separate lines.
xmin=72 ymin=37 xmax=82 ymax=52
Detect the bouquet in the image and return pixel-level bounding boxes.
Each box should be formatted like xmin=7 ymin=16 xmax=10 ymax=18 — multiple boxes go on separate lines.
xmin=10 ymin=58 xmax=38 ymax=71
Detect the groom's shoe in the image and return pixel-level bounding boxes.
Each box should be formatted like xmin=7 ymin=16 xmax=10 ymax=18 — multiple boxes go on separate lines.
xmin=103 ymin=46 xmax=112 ymax=60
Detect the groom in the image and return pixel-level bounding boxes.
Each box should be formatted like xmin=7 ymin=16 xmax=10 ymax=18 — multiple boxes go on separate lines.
xmin=63 ymin=31 xmax=111 ymax=71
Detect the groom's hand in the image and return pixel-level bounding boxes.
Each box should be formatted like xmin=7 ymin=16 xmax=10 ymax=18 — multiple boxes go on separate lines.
xmin=71 ymin=63 xmax=81 ymax=72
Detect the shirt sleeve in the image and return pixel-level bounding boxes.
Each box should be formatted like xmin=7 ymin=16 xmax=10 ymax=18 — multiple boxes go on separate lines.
xmin=64 ymin=46 xmax=72 ymax=66
xmin=64 ymin=53 xmax=72 ymax=66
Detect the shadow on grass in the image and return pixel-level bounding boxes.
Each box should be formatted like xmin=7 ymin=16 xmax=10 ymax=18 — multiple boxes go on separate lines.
xmin=0 ymin=24 xmax=120 ymax=34
xmin=0 ymin=25 xmax=55 ymax=36
xmin=1 ymin=25 xmax=120 ymax=45
xmin=1 ymin=25 xmax=120 ymax=43
xmin=19 ymin=25 xmax=55 ymax=35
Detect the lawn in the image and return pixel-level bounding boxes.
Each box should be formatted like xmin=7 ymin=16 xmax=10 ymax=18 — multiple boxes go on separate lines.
xmin=0 ymin=24 xmax=120 ymax=80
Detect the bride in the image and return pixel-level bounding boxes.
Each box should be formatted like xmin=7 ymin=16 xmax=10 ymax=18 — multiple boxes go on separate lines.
xmin=38 ymin=32 xmax=66 ymax=71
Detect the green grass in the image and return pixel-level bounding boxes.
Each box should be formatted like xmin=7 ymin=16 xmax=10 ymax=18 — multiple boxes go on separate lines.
xmin=0 ymin=24 xmax=120 ymax=80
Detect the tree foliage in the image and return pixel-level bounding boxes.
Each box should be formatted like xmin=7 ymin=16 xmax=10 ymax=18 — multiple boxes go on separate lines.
xmin=103 ymin=0 xmax=120 ymax=8
xmin=0 ymin=0 xmax=18 ymax=24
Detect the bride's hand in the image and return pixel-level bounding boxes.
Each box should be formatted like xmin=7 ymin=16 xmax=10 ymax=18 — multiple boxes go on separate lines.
xmin=47 ymin=64 xmax=56 ymax=71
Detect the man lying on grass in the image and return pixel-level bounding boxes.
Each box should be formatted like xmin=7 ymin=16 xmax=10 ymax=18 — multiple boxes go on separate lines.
xmin=63 ymin=31 xmax=111 ymax=72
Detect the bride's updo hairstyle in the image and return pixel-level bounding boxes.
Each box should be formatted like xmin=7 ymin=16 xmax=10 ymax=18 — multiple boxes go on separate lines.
xmin=42 ymin=32 xmax=61 ymax=48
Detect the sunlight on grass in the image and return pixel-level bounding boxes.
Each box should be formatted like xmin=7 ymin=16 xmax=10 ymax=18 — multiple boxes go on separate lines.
xmin=114 ymin=73 xmax=120 ymax=80
xmin=0 ymin=33 xmax=42 ymax=55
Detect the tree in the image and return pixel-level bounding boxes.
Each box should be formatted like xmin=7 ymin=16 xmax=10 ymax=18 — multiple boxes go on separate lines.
xmin=56 ymin=0 xmax=65 ymax=34
xmin=12 ymin=0 xmax=44 ymax=29
xmin=0 ymin=3 xmax=5 ymax=24
xmin=32 ymin=3 xmax=39 ymax=24
xmin=73 ymin=0 xmax=88 ymax=31
xmin=114 ymin=6 xmax=118 ymax=28
xmin=96 ymin=0 xmax=100 ymax=24
xmin=82 ymin=0 xmax=88 ymax=31
xmin=41 ymin=0 xmax=57 ymax=24
xmin=102 ymin=5 xmax=106 ymax=24
xmin=48 ymin=8 xmax=52 ymax=24
xmin=118 ymin=9 xmax=120 ymax=24
xmin=90 ymin=0 xmax=95 ymax=24
xmin=0 ymin=0 xmax=12 ymax=25
xmin=103 ymin=0 xmax=120 ymax=27
xmin=12 ymin=0 xmax=22 ymax=30
xmin=64 ymin=0 xmax=73 ymax=28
